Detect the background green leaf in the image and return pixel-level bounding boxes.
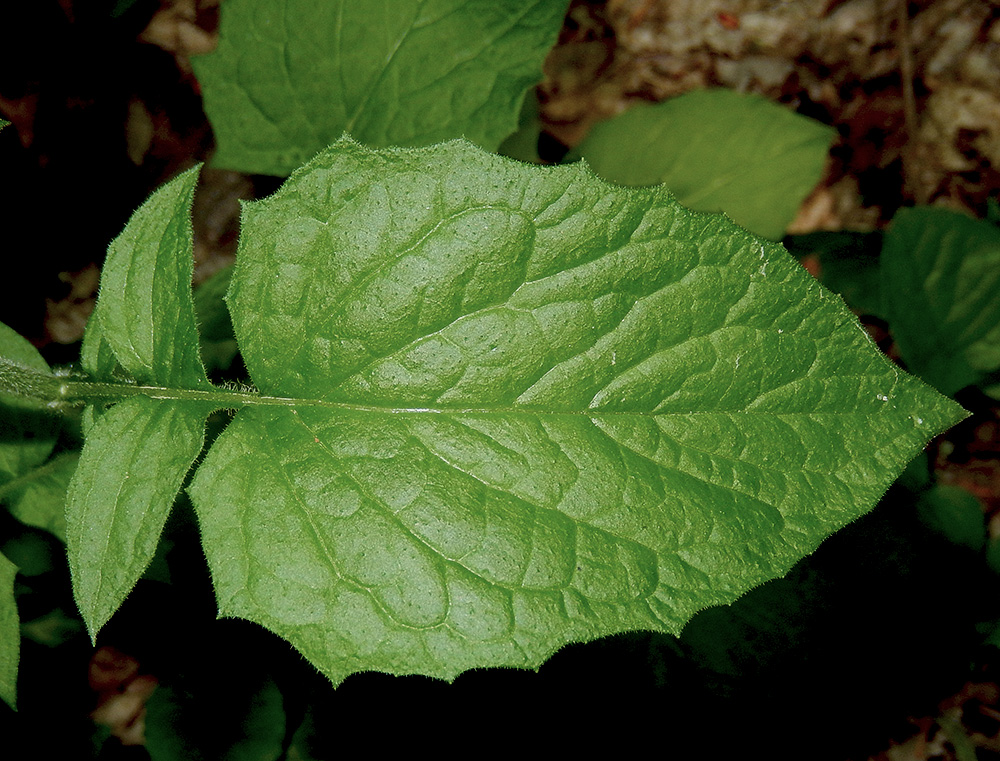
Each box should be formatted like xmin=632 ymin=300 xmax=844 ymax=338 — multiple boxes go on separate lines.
xmin=187 ymin=138 xmax=963 ymax=686
xmin=577 ymin=89 xmax=836 ymax=240
xmin=0 ymin=123 xmax=34 ymax=712
xmin=882 ymin=206 xmax=1000 ymax=395
xmin=146 ymin=670 xmax=285 ymax=761
xmin=0 ymin=322 xmax=59 ymax=482
xmin=0 ymin=551 xmax=17 ymax=710
xmin=916 ymin=484 xmax=987 ymax=551
xmin=0 ymin=452 xmax=78 ymax=542
xmin=193 ymin=266 xmax=239 ymax=373
xmin=191 ymin=0 xmax=568 ymax=176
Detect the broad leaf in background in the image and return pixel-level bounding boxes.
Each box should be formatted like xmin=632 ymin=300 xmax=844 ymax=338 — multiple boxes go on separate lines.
xmin=192 ymin=0 xmax=567 ymax=176
xmin=916 ymin=484 xmax=988 ymax=552
xmin=1 ymin=453 xmax=78 ymax=543
xmin=66 ymin=167 xmax=210 ymax=637
xmin=882 ymin=207 xmax=1000 ymax=396
xmin=182 ymin=138 xmax=962 ymax=686
xmin=577 ymin=89 xmax=835 ymax=240
xmin=145 ymin=669 xmax=285 ymax=761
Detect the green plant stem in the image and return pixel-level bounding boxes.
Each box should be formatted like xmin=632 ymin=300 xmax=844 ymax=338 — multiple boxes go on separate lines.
xmin=55 ymin=380 xmax=647 ymax=417
xmin=57 ymin=379 xmax=260 ymax=408
xmin=0 ymin=357 xmax=64 ymax=407
xmin=0 ymin=365 xmax=493 ymax=416
xmin=0 ymin=363 xmax=671 ymax=418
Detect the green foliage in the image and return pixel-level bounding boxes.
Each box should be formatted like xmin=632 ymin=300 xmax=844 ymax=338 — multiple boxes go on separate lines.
xmin=83 ymin=165 xmax=208 ymax=388
xmin=68 ymin=166 xmax=212 ymax=637
xmin=882 ymin=206 xmax=1000 ymax=395
xmin=0 ymin=552 xmax=16 ymax=709
xmin=577 ymin=89 xmax=836 ymax=239
xmin=54 ymin=138 xmax=962 ymax=687
xmin=145 ymin=669 xmax=285 ymax=761
xmin=916 ymin=484 xmax=988 ymax=552
xmin=0 ymin=324 xmax=60 ymax=478
xmin=0 ymin=121 xmax=21 ymax=710
xmin=1 ymin=452 xmax=77 ymax=542
xmin=192 ymin=0 xmax=568 ymax=175
xmin=0 ymin=319 xmax=64 ymax=710
xmin=0 ymin=11 xmax=991 ymax=749
xmin=67 ymin=398 xmax=207 ymax=637
xmin=193 ymin=267 xmax=239 ymax=373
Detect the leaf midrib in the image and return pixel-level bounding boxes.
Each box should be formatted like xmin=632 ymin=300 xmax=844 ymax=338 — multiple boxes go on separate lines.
xmin=62 ymin=377 xmax=893 ymax=418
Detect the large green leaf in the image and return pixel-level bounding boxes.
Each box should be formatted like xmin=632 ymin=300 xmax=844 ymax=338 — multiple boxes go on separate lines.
xmin=182 ymin=139 xmax=961 ymax=686
xmin=192 ymin=0 xmax=567 ymax=176
xmin=68 ymin=138 xmax=963 ymax=686
xmin=882 ymin=206 xmax=1000 ymax=395
xmin=577 ymin=89 xmax=835 ymax=240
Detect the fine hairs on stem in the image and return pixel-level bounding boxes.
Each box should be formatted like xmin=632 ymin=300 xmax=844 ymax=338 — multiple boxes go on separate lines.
xmin=0 ymin=357 xmax=65 ymax=409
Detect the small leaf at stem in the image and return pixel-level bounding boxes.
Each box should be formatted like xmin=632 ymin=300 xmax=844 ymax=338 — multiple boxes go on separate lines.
xmin=68 ymin=163 xmax=212 ymax=638
xmin=93 ymin=164 xmax=207 ymax=388
xmin=66 ymin=396 xmax=207 ymax=638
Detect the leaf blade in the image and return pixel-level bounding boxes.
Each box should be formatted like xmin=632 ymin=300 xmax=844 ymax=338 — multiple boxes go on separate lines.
xmin=1 ymin=452 xmax=78 ymax=542
xmin=94 ymin=165 xmax=207 ymax=387
xmin=66 ymin=397 xmax=206 ymax=637
xmin=190 ymin=139 xmax=964 ymax=685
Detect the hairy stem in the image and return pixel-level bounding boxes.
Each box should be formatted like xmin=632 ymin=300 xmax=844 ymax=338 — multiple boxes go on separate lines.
xmin=0 ymin=357 xmax=66 ymax=408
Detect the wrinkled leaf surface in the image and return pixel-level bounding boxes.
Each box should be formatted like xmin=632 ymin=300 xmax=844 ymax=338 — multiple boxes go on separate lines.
xmin=181 ymin=139 xmax=964 ymax=685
